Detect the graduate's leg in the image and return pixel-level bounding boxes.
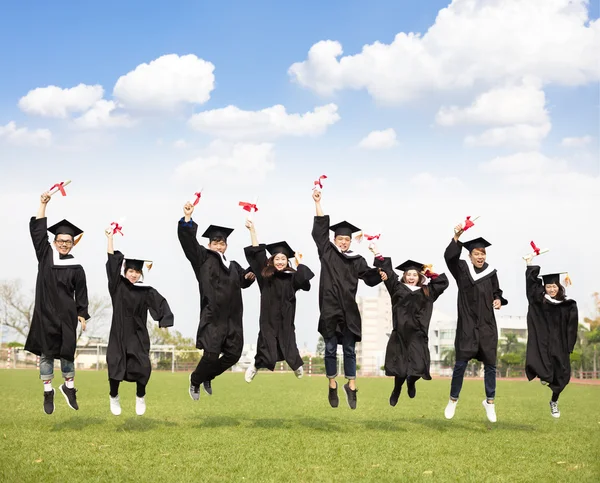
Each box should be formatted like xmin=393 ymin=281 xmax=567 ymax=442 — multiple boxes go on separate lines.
xmin=191 ymin=352 xmax=220 ymax=387
xmin=108 ymin=379 xmax=122 ymax=415
xmin=449 ymin=360 xmax=469 ymax=400
xmin=39 ymin=354 xmax=55 ymax=387
xmin=483 ymin=364 xmax=496 ymax=403
xmin=60 ymin=358 xmax=75 ymax=388
xmin=407 ymin=375 xmax=420 ymax=398
xmin=324 ymin=335 xmax=339 ymax=388
xmin=341 ymin=329 xmax=357 ymax=390
xmin=109 ymin=379 xmax=120 ymax=397
xmin=213 ymin=342 xmax=243 ymax=377
xmin=394 ymin=376 xmax=406 ymax=392
xmin=136 ymin=382 xmax=146 ymax=398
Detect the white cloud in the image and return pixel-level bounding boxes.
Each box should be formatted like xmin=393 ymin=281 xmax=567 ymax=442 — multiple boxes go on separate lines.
xmin=464 ymin=122 xmax=551 ymax=149
xmin=188 ymin=103 xmax=340 ymax=140
xmin=357 ymin=128 xmax=398 ymax=150
xmin=173 ymin=139 xmax=188 ymax=149
xmin=18 ymin=84 xmax=104 ymax=118
xmin=561 ymin=135 xmax=593 ymax=147
xmin=410 ymin=172 xmax=463 ymax=190
xmin=0 ymin=121 xmax=51 ymax=146
xmin=174 ymin=140 xmax=275 ymax=184
xmin=435 ymin=80 xmax=548 ymax=127
xmin=288 ymin=0 xmax=600 ymax=103
xmin=113 ymin=54 xmax=215 ymax=111
xmin=73 ymin=100 xmax=134 ymax=129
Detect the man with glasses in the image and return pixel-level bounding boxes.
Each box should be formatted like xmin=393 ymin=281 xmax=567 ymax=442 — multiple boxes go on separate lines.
xmin=25 ymin=191 xmax=90 ymax=414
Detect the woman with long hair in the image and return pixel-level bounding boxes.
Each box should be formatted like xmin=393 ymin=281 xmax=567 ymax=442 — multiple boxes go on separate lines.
xmin=524 ymin=255 xmax=578 ymax=418
xmin=244 ymin=220 xmax=314 ymax=383
xmin=371 ymin=244 xmax=449 ymax=406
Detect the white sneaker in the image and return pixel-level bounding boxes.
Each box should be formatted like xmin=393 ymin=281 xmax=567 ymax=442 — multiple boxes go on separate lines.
xmin=294 ymin=366 xmax=304 ymax=379
xmin=245 ymin=365 xmax=258 ymax=383
xmin=444 ymin=399 xmax=458 ymax=419
xmin=110 ymin=395 xmax=121 ymax=416
xmin=550 ymin=401 xmax=560 ymax=418
xmin=136 ymin=396 xmax=146 ymax=416
xmin=482 ymin=400 xmax=497 ymax=423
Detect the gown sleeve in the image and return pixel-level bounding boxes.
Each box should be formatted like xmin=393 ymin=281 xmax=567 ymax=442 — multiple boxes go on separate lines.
xmin=75 ymin=268 xmax=91 ymax=320
xmin=311 ymin=215 xmax=332 ymax=258
xmin=444 ymin=238 xmax=462 ymax=281
xmin=237 ymin=263 xmax=256 ymax=289
xmin=244 ymin=244 xmax=268 ymax=289
xmin=525 ymin=265 xmax=544 ymax=305
xmin=177 ymin=218 xmax=208 ymax=272
xmin=428 ymin=273 xmax=450 ymax=302
xmin=357 ymin=256 xmax=382 ymax=287
xmin=293 ymin=264 xmax=315 ymax=292
xmin=567 ymin=302 xmax=579 ymax=353
xmin=491 ymin=273 xmax=508 ymax=306
xmin=29 ymin=217 xmax=51 ymax=262
xmin=373 ymin=257 xmax=399 ymax=295
xmin=106 ymin=251 xmax=125 ymax=296
xmin=147 ymin=288 xmax=175 ymax=328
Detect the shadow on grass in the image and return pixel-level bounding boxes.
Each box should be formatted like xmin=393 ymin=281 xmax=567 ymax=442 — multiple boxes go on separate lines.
xmin=116 ymin=417 xmax=178 ymax=432
xmin=250 ymin=418 xmax=291 ymax=429
xmin=297 ymin=417 xmax=344 ymax=432
xmin=51 ymin=417 xmax=105 ymax=432
xmin=408 ymin=417 xmax=476 ymax=432
xmin=196 ymin=416 xmax=241 ymax=429
xmin=361 ymin=419 xmax=408 ymax=432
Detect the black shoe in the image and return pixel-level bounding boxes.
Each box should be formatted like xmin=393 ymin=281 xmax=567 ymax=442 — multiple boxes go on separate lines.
xmin=389 ymin=388 xmax=401 ymax=407
xmin=43 ymin=389 xmax=55 ymax=415
xmin=328 ymin=382 xmax=339 ymax=408
xmin=407 ymin=381 xmax=416 ymax=399
xmin=343 ymin=383 xmax=358 ymax=410
xmin=60 ymin=384 xmax=79 ymax=410
xmin=202 ymin=380 xmax=213 ymax=396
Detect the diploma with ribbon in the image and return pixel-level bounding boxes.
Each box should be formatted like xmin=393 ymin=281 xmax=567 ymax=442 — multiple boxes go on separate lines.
xmin=313 ymin=174 xmax=327 ymax=191
xmin=239 ymin=197 xmax=259 ymax=220
xmin=49 ymin=180 xmax=72 ymax=197
xmin=522 ymin=241 xmax=549 ymax=260
xmin=193 ymin=189 xmax=203 ymax=206
xmin=422 ymin=264 xmax=439 ymax=280
xmin=460 ymin=215 xmax=479 ymax=232
xmin=354 ymin=231 xmax=381 ymax=243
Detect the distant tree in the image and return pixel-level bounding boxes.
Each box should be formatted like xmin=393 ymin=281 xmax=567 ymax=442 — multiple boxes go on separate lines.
xmin=583 ymin=292 xmax=600 ymax=377
xmin=316 ymin=335 xmax=325 ymax=356
xmin=441 ymin=347 xmax=455 ymax=367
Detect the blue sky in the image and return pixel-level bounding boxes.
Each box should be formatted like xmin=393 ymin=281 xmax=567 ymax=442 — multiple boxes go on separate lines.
xmin=1 ymin=0 xmax=598 ymax=347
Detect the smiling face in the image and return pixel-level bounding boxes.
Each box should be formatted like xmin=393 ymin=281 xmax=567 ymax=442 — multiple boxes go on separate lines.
xmin=403 ymin=269 xmax=420 ymax=286
xmin=208 ymin=238 xmax=227 ymax=254
xmin=272 ymin=253 xmax=289 ymax=271
xmin=545 ymin=283 xmax=559 ymax=298
xmin=125 ymin=268 xmax=142 ymax=284
xmin=469 ymin=248 xmax=487 ymax=269
xmin=334 ymin=235 xmax=352 ymax=252
xmin=53 ymin=235 xmax=74 ymax=256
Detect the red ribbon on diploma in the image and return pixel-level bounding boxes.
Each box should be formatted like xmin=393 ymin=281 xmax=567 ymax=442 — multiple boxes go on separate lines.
xmin=50 ymin=182 xmax=67 ymax=196
xmin=313 ymin=175 xmax=327 ymax=190
xmin=355 ymin=232 xmax=381 ymax=243
xmin=463 ymin=216 xmax=475 ymax=231
xmin=239 ymin=201 xmax=258 ymax=213
xmin=193 ymin=191 xmax=202 ymax=206
xmin=530 ymin=241 xmax=540 ymax=256
xmin=111 ymin=222 xmax=124 ymax=236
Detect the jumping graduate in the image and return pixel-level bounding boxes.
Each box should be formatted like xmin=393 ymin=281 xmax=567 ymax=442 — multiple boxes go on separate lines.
xmin=178 ymin=200 xmax=255 ymax=400
xmin=105 ymin=230 xmax=174 ymax=416
xmin=370 ymin=245 xmax=449 ymax=406
xmin=443 ymin=225 xmax=507 ymax=423
xmin=26 ymin=191 xmax=90 ymax=415
xmin=243 ymin=219 xmax=314 ymax=382
xmin=311 ymin=189 xmax=382 ymax=410
xmin=524 ymin=257 xmax=578 ymax=418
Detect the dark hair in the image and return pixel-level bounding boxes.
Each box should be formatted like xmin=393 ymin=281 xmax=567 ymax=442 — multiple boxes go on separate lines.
xmin=401 ymin=271 xmax=430 ymax=297
xmin=544 ymin=283 xmax=566 ymax=302
xmin=261 ymin=255 xmax=296 ymax=279
xmin=209 ymin=236 xmax=227 ymax=244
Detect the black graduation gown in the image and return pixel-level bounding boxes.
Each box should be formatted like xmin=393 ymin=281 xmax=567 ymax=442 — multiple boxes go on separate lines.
xmin=312 ymin=216 xmax=382 ymax=342
xmin=25 ymin=217 xmax=90 ymax=361
xmin=444 ymin=239 xmax=508 ymax=365
xmin=525 ymin=265 xmax=578 ymax=394
xmin=178 ymin=219 xmax=255 ymax=354
xmin=244 ymin=244 xmax=314 ymax=371
xmin=375 ymin=257 xmax=449 ymax=379
xmin=106 ymin=251 xmax=174 ymax=385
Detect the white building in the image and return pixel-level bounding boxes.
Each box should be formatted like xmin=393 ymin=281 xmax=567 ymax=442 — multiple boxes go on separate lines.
xmin=357 ymin=285 xmax=529 ymax=376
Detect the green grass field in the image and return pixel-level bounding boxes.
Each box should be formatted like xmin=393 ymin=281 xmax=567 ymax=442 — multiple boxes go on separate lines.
xmin=0 ymin=370 xmax=598 ymax=482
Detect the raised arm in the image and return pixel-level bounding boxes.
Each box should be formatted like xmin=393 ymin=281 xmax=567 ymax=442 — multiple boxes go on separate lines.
xmin=357 ymin=256 xmax=382 ymax=287
xmin=245 ymin=219 xmax=259 ymax=247
xmin=239 ymin=265 xmax=256 ymax=289
xmin=444 ymin=235 xmax=463 ymax=281
xmin=244 ymin=244 xmax=268 ymax=288
xmin=293 ymin=261 xmax=315 ymax=292
xmin=525 ymin=264 xmax=544 ymax=305
xmin=373 ymin=256 xmax=400 ymax=295
xmin=36 ymin=191 xmax=50 ymax=220
xmin=177 ymin=202 xmax=207 ymax=271
xmin=106 ymin=248 xmax=124 ymax=295
xmin=428 ymin=272 xmax=450 ymax=302
xmin=30 ymin=192 xmax=53 ymax=262
xmin=313 ymin=189 xmax=324 ymax=217
xmin=148 ymin=288 xmax=175 ymax=328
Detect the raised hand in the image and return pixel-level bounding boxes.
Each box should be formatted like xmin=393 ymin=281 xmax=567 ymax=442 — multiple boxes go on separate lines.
xmin=453 ymin=224 xmax=464 ymax=240
xmin=40 ymin=192 xmax=51 ymax=204
xmin=379 ymin=268 xmax=388 ymax=281
xmin=105 ymin=228 xmax=113 ymax=238
xmin=294 ymin=252 xmax=303 ymax=266
xmin=183 ymin=202 xmax=194 ymax=217
xmin=312 ymin=190 xmax=321 ymax=203
xmin=493 ymin=299 xmax=501 ymax=310
xmin=245 ymin=219 xmax=255 ymax=231
xmin=245 ymin=272 xmax=256 ymax=281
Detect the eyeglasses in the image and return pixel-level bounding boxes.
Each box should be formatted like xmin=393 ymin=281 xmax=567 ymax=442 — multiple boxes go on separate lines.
xmin=55 ymin=239 xmax=73 ymax=246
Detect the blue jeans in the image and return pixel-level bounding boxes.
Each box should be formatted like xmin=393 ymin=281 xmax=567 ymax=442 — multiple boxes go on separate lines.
xmin=450 ymin=360 xmax=496 ymax=400
xmin=324 ymin=330 xmax=356 ymax=380
xmin=39 ymin=354 xmax=75 ymax=381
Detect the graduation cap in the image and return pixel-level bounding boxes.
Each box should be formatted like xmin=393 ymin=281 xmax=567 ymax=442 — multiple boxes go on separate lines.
xmin=124 ymin=258 xmax=153 ymax=272
xmin=48 ymin=219 xmax=84 ymax=245
xmin=329 ymin=220 xmax=361 ymax=237
xmin=201 ymin=225 xmax=234 ymax=241
xmin=540 ymin=272 xmax=571 ymax=286
xmin=395 ymin=260 xmax=424 ymax=272
xmin=266 ymin=241 xmax=294 ymax=259
xmin=462 ymin=237 xmax=491 ymax=252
